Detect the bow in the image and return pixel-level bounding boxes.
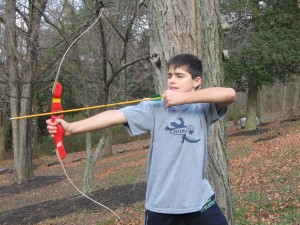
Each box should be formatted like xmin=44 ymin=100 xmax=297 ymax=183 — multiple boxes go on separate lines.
xmin=48 ymin=9 xmax=121 ymax=221
xmin=49 ymin=9 xmax=105 ymax=158
xmin=50 ymin=81 xmax=121 ymax=221
xmin=51 ymin=82 xmax=66 ymax=160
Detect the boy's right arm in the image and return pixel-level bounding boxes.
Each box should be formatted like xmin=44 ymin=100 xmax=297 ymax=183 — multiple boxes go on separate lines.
xmin=46 ymin=110 xmax=127 ymax=136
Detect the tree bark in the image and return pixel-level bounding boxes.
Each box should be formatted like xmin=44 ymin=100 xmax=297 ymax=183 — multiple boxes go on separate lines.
xmin=149 ymin=0 xmax=234 ymax=223
xmin=4 ymin=0 xmax=47 ymax=183
xmin=281 ymin=83 xmax=287 ymax=112
xmin=101 ymin=129 xmax=113 ymax=157
xmin=83 ymin=131 xmax=108 ymax=194
xmin=245 ymin=81 xmax=258 ymax=131
xmin=0 ymin=108 xmax=7 ymax=160
xmin=291 ymin=77 xmax=299 ymax=112
xmin=257 ymin=87 xmax=261 ymax=120
xmin=197 ymin=1 xmax=234 ymax=223
xmin=5 ymin=0 xmax=33 ymax=182
xmin=149 ymin=0 xmax=198 ymax=90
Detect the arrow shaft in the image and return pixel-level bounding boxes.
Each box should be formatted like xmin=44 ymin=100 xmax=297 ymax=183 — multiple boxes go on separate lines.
xmin=9 ymin=96 xmax=162 ymax=120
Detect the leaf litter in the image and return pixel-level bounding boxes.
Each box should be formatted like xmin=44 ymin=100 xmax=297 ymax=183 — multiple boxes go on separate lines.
xmin=0 ymin=116 xmax=299 ymax=224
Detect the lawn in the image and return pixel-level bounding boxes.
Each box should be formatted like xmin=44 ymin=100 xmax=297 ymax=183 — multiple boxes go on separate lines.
xmin=0 ymin=115 xmax=299 ymax=225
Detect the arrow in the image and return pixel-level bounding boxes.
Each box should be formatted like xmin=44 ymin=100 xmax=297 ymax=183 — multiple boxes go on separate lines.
xmin=9 ymin=96 xmax=162 ymax=120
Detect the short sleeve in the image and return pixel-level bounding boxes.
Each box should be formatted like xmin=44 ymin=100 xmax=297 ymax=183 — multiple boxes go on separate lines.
xmin=202 ymin=103 xmax=227 ymax=125
xmin=119 ymin=101 xmax=155 ymax=136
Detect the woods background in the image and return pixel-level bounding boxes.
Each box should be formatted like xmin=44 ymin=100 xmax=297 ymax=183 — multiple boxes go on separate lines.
xmin=0 ymin=1 xmax=299 ymax=224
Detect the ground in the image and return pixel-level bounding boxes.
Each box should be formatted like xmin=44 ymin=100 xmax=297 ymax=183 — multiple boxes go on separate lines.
xmin=0 ymin=114 xmax=299 ymax=225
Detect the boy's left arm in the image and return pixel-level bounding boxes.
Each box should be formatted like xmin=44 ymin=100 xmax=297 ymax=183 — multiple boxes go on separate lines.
xmin=162 ymin=87 xmax=236 ymax=109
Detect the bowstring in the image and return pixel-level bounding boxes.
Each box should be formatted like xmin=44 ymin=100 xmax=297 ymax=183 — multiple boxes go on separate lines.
xmin=52 ymin=10 xmax=104 ymax=93
xmin=52 ymin=9 xmax=121 ymax=221
xmin=55 ymin=150 xmax=121 ymax=221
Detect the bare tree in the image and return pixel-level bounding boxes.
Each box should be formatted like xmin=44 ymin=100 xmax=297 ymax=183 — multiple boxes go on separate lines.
xmin=3 ymin=0 xmax=48 ymax=183
xmin=82 ymin=0 xmax=151 ymax=158
xmin=0 ymin=100 xmax=8 ymax=160
xmin=58 ymin=0 xmax=152 ymax=193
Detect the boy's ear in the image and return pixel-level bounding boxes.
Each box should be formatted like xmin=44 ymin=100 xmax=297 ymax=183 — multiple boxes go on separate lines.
xmin=193 ymin=77 xmax=202 ymax=89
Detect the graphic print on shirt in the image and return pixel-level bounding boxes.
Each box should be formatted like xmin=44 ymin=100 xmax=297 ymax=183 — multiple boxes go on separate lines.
xmin=165 ymin=117 xmax=201 ymax=143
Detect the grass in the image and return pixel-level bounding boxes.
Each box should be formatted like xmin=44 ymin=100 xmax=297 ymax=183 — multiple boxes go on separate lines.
xmin=97 ymin=217 xmax=116 ymax=225
xmin=227 ymin=145 xmax=253 ymax=159
xmin=107 ymin=165 xmax=146 ymax=186
xmin=228 ymin=120 xmax=300 ymax=225
xmin=93 ymin=119 xmax=300 ymax=225
xmin=35 ymin=116 xmax=300 ymax=224
xmin=245 ymin=191 xmax=260 ymax=203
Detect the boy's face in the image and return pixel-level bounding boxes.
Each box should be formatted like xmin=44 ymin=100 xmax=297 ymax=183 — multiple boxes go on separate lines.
xmin=167 ymin=66 xmax=201 ymax=92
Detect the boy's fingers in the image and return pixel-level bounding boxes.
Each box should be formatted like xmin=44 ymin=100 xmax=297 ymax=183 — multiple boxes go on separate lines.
xmin=50 ymin=118 xmax=62 ymax=126
xmin=46 ymin=119 xmax=53 ymax=125
xmin=47 ymin=125 xmax=57 ymax=133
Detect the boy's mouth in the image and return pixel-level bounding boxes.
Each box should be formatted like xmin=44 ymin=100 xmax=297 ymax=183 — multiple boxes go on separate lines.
xmin=170 ymin=87 xmax=178 ymax=91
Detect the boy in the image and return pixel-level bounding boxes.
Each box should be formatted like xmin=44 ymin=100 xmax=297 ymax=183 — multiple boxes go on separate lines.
xmin=47 ymin=54 xmax=236 ymax=225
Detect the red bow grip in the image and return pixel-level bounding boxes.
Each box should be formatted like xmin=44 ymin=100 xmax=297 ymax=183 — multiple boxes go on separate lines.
xmin=51 ymin=82 xmax=66 ymax=160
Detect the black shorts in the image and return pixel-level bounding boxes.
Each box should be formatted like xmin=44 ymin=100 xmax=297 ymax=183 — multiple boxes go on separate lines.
xmin=144 ymin=195 xmax=228 ymax=225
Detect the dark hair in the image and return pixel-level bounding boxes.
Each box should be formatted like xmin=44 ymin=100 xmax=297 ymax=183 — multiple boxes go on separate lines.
xmin=167 ymin=54 xmax=203 ymax=79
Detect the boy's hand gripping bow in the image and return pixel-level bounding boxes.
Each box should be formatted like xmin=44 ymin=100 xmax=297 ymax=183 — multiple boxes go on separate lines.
xmin=51 ymin=82 xmax=66 ymax=160
xmin=50 ymin=82 xmax=121 ymax=220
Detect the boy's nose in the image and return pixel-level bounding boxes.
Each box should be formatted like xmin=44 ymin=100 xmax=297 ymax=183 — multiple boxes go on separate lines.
xmin=169 ymin=76 xmax=176 ymax=83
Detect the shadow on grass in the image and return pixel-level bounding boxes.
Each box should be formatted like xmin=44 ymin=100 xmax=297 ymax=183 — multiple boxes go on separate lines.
xmin=228 ymin=128 xmax=270 ymax=137
xmin=0 ymin=181 xmax=146 ymax=225
xmin=0 ymin=176 xmax=64 ymax=195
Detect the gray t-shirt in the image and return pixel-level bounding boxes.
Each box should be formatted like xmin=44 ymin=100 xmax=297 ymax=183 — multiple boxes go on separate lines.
xmin=120 ymin=99 xmax=226 ymax=214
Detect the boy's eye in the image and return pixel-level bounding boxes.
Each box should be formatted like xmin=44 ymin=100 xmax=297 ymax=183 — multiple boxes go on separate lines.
xmin=167 ymin=73 xmax=185 ymax=79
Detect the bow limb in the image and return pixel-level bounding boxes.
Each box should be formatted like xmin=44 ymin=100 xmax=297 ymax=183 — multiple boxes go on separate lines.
xmin=48 ymin=10 xmax=121 ymax=220
xmin=51 ymin=82 xmax=66 ymax=160
xmin=49 ymin=12 xmax=104 ymax=159
xmin=50 ymin=11 xmax=103 ymax=159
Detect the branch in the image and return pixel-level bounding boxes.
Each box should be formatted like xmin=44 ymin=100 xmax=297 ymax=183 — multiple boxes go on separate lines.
xmin=41 ymin=13 xmax=68 ymax=43
xmin=103 ymin=14 xmax=125 ymax=41
xmin=107 ymin=55 xmax=151 ymax=86
xmin=57 ymin=4 xmax=104 ymax=46
xmin=0 ymin=16 xmax=5 ymax=25
xmin=6 ymin=27 xmax=27 ymax=69
xmin=15 ymin=6 xmax=29 ymax=28
xmin=120 ymin=0 xmax=140 ymax=62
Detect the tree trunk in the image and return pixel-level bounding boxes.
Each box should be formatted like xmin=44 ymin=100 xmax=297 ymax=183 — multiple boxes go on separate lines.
xmin=233 ymin=101 xmax=238 ymax=125
xmin=245 ymin=81 xmax=258 ymax=131
xmin=281 ymin=83 xmax=287 ymax=112
xmin=291 ymin=77 xmax=299 ymax=112
xmin=83 ymin=132 xmax=93 ymax=194
xmin=149 ymin=0 xmax=234 ymax=223
xmin=83 ymin=132 xmax=107 ymax=194
xmin=71 ymin=42 xmax=103 ymax=193
xmin=5 ymin=0 xmax=33 ymax=182
xmin=98 ymin=17 xmax=113 ymax=157
xmin=31 ymin=100 xmax=39 ymax=159
xmin=100 ymin=129 xmax=113 ymax=157
xmin=0 ymin=108 xmax=7 ymax=160
xmin=257 ymin=87 xmax=261 ymax=121
xmin=4 ymin=0 xmax=47 ymax=183
xmin=206 ymin=120 xmax=233 ymax=222
xmin=149 ymin=1 xmax=198 ymax=90
xmin=197 ymin=1 xmax=234 ymax=223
